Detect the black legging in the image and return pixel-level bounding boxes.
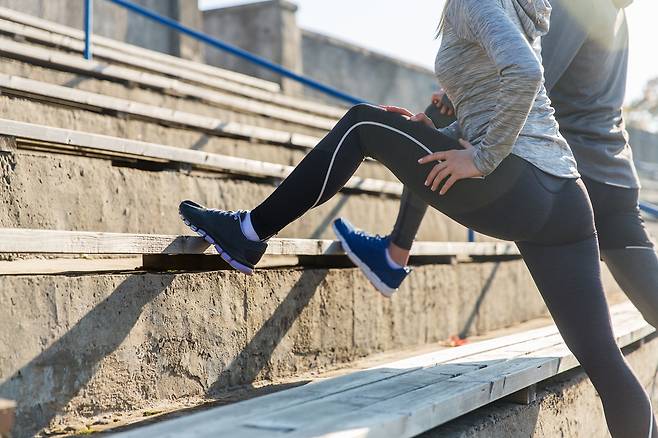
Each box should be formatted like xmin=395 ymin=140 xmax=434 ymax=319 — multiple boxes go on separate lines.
xmin=392 ymin=106 xmax=658 ymax=332
xmin=250 ymin=104 xmax=655 ymax=437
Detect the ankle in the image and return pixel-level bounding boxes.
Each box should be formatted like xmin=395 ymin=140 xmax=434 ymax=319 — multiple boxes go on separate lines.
xmin=388 ymin=242 xmax=410 ymax=267
xmin=240 ymin=211 xmax=262 ymax=242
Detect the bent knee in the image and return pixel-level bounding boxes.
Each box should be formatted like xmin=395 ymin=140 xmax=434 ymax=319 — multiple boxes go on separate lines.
xmin=346 ymin=103 xmax=385 ymax=122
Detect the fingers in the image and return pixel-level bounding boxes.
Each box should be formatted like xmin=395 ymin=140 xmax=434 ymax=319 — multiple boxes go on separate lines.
xmin=425 ymin=161 xmax=448 ymax=187
xmin=431 ymin=89 xmax=445 ymax=106
xmin=458 ymin=138 xmax=474 ymax=149
xmin=410 ymin=113 xmax=436 ymax=128
xmin=418 ymin=151 xmax=448 ymax=164
xmin=440 ymin=175 xmax=459 ymax=195
xmin=431 ymin=166 xmax=451 ymax=191
xmin=441 ymin=94 xmax=455 ymax=116
xmin=382 ymin=105 xmax=414 ymax=118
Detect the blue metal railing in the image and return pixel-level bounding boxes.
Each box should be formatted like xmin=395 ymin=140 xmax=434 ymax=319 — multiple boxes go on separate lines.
xmin=86 ymin=0 xmax=365 ymax=105
xmin=640 ymin=201 xmax=658 ymax=218
xmin=84 ymin=0 xmax=93 ymax=60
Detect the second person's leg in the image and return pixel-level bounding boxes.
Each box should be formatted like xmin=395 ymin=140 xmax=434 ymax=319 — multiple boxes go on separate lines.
xmin=387 ymin=104 xmax=452 ymax=265
xmin=585 ymin=177 xmax=658 ymax=328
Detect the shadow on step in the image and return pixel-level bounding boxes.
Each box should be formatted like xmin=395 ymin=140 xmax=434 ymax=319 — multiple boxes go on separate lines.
xmin=459 ymin=262 xmax=500 ymax=339
xmin=207 ymin=269 xmax=328 ymax=395
xmin=0 ymin=274 xmax=175 ymax=438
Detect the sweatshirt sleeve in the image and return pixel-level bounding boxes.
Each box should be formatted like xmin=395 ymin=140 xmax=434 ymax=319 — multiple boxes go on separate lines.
xmin=438 ymin=121 xmax=462 ymax=140
xmin=447 ymin=0 xmax=544 ymax=175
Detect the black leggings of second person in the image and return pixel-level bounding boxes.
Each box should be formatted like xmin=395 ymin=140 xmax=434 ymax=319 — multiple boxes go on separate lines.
xmin=392 ymin=105 xmax=658 ymax=331
xmin=249 ymin=104 xmax=655 ymax=437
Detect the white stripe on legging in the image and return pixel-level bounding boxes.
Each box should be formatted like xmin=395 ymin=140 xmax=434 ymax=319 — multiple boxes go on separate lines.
xmin=649 ymin=399 xmax=654 ymax=438
xmin=311 ymin=121 xmax=434 ymax=208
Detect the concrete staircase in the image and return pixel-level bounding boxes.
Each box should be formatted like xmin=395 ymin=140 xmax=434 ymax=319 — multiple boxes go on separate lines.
xmin=0 ymin=8 xmax=655 ymax=438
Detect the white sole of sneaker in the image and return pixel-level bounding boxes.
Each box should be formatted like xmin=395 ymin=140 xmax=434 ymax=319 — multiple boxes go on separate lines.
xmin=179 ymin=213 xmax=254 ymax=275
xmin=332 ymin=222 xmax=396 ymax=298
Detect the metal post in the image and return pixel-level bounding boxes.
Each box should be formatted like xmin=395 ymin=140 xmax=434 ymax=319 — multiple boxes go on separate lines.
xmin=84 ymin=0 xmax=93 ymax=60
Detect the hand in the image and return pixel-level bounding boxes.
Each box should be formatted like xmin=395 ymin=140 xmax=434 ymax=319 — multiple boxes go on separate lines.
xmin=381 ymin=105 xmax=436 ymax=129
xmin=418 ymin=139 xmax=482 ymax=195
xmin=431 ymin=89 xmax=455 ymax=116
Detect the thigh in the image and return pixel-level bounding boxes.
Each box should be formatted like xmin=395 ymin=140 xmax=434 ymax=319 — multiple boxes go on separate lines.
xmin=346 ymin=105 xmax=554 ymax=241
xmin=516 ymin=237 xmax=617 ymax=357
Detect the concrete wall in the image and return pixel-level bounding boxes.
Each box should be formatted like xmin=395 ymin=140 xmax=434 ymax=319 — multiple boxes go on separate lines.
xmin=0 ymin=0 xmax=204 ymax=61
xmin=629 ymin=127 xmax=658 ymax=165
xmin=202 ymin=0 xmax=438 ymax=110
xmin=203 ymin=0 xmax=303 ymax=95
xmin=301 ymin=30 xmax=438 ymax=111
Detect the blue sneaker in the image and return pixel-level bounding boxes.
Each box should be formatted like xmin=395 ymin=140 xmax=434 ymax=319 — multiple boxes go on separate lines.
xmin=179 ymin=200 xmax=267 ymax=275
xmin=332 ymin=218 xmax=411 ymax=297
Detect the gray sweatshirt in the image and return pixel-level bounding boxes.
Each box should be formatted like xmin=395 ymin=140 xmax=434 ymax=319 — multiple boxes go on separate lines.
xmin=436 ymin=0 xmax=579 ymax=178
xmin=543 ymin=0 xmax=639 ymax=188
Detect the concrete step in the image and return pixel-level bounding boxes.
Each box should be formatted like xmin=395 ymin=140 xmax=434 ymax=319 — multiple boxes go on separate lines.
xmin=0 ymin=7 xmax=346 ymax=120
xmin=0 ymin=73 xmax=320 ymax=148
xmin=104 ymin=302 xmax=652 ymax=438
xmin=0 ymin=120 xmax=465 ymax=240
xmin=0 ymin=36 xmax=332 ymax=137
xmin=0 ymin=6 xmax=281 ymax=94
xmin=0 ymin=228 xmax=518 ymax=259
xmin=0 ymin=76 xmax=396 ymax=183
xmin=0 ymin=258 xmax=549 ymax=438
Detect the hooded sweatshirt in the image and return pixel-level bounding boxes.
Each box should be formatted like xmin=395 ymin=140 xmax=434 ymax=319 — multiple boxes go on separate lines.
xmin=436 ymin=0 xmax=579 ymax=178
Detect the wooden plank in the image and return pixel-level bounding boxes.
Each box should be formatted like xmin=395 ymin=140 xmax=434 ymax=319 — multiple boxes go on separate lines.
xmin=0 ymin=119 xmax=401 ymax=197
xmin=110 ymin=303 xmax=651 ymax=438
xmin=283 ymin=320 xmax=648 ymax=438
xmin=1 ymin=125 xmax=349 ymax=194
xmin=0 ymin=36 xmax=337 ymax=131
xmin=0 ymin=74 xmax=324 ymax=149
xmin=449 ymin=308 xmax=640 ymax=364
xmin=375 ymin=323 xmax=559 ymax=372
xmin=245 ymin=357 xmax=557 ymax=435
xmin=0 ymin=257 xmax=141 ymax=275
xmin=0 ymin=14 xmax=346 ymax=120
xmin=0 ymin=228 xmax=518 ymax=257
xmin=0 ymin=399 xmax=15 ymax=436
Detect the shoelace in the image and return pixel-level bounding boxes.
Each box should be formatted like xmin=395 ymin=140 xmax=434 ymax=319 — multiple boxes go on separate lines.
xmin=206 ymin=208 xmax=246 ymax=221
xmin=352 ymin=229 xmax=387 ymax=244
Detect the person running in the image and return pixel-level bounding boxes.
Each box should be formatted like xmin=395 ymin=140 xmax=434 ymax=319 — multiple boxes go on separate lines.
xmin=336 ymin=0 xmax=658 ymax=332
xmin=178 ymin=0 xmax=655 ymax=435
